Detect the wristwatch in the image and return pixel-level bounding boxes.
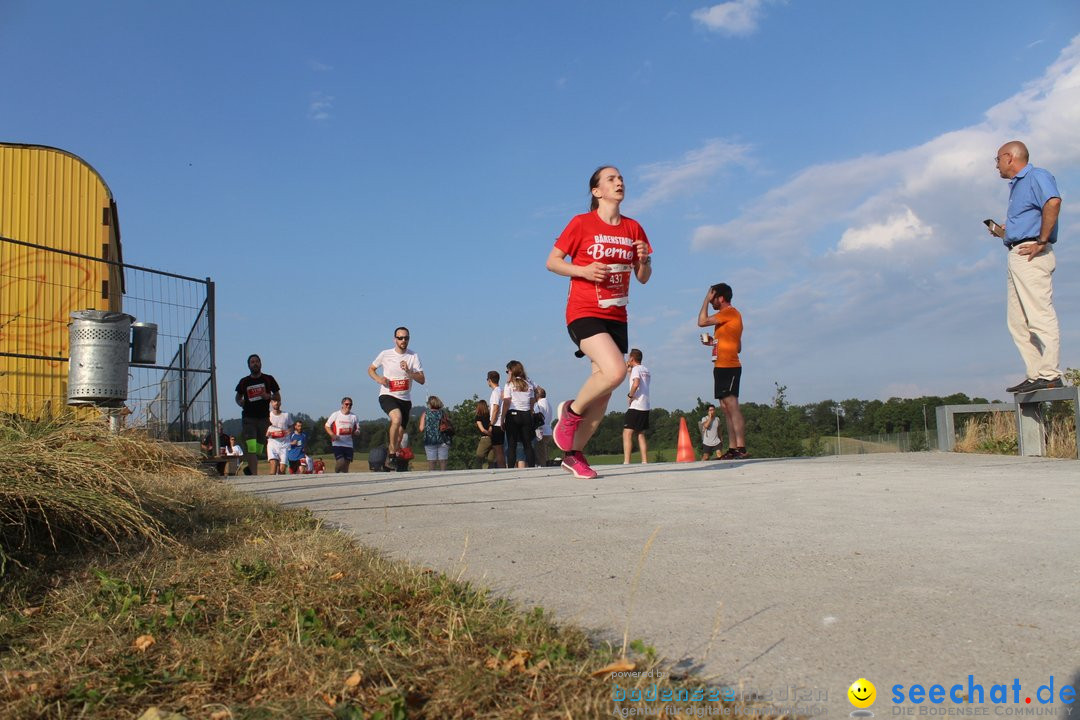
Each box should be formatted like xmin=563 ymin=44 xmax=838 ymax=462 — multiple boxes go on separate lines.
xmin=642 ymin=255 xmax=652 ymax=265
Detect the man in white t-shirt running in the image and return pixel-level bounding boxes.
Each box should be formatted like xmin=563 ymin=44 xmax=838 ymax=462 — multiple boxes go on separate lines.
xmin=324 ymin=397 xmax=360 ymax=473
xmin=368 ymin=327 xmax=425 ymax=469
xmin=622 ymin=348 xmax=651 ymax=464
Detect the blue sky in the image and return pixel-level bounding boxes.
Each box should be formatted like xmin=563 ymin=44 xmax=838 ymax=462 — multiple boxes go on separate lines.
xmin=4 ymin=1 xmax=1078 ymax=419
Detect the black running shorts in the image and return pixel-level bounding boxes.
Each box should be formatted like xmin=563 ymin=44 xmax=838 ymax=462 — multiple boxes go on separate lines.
xmin=379 ymin=395 xmax=412 ymax=420
xmin=623 ymin=408 xmax=650 ymax=432
xmin=567 ymin=317 xmax=629 ymax=358
xmin=713 ymin=366 xmax=742 ymax=400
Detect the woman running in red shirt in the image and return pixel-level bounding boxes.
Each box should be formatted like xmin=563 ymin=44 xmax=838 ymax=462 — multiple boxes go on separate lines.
xmin=545 ymin=166 xmax=652 ymax=479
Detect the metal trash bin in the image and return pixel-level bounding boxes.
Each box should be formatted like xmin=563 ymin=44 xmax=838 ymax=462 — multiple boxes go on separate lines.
xmin=67 ymin=310 xmax=134 ymax=407
xmin=131 ymin=322 xmax=158 ymax=364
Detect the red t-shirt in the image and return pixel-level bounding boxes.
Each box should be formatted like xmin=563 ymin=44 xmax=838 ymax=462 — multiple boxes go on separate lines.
xmin=554 ymin=212 xmax=652 ymax=324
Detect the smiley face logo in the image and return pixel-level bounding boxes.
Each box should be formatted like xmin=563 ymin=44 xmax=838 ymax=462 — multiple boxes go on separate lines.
xmin=848 ymin=678 xmax=876 ymax=708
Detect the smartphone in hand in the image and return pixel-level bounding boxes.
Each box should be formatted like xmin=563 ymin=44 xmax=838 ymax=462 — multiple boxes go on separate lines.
xmin=983 ymin=218 xmax=1002 ymax=235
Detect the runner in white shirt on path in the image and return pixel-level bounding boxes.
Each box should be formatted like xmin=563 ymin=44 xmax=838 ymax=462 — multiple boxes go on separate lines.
xmin=325 ymin=397 xmax=361 ymax=473
xmin=368 ymin=327 xmax=425 ymax=469
xmin=265 ymin=397 xmax=293 ymax=475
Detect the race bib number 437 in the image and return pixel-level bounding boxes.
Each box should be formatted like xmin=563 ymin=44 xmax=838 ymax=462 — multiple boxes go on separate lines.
xmin=597 ymin=264 xmax=632 ymax=308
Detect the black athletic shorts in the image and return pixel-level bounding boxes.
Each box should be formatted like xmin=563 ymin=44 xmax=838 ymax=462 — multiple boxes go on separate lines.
xmin=331 ymin=446 xmax=355 ymax=462
xmin=378 ymin=395 xmax=412 ymax=420
xmin=490 ymin=426 xmax=506 ymax=445
xmin=567 ymin=317 xmax=629 ymax=358
xmin=241 ymin=416 xmax=270 ymax=452
xmin=713 ymin=366 xmax=742 ymax=400
xmin=623 ymin=408 xmax=650 ymax=432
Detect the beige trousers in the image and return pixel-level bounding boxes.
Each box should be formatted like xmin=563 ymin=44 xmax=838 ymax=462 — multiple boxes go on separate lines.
xmin=1006 ymin=243 xmax=1060 ymax=380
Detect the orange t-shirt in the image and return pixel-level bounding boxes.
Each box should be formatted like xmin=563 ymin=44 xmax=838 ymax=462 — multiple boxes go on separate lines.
xmin=712 ymin=306 xmax=743 ymax=368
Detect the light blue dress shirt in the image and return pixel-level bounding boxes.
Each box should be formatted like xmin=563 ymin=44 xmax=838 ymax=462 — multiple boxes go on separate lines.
xmin=1005 ymin=164 xmax=1060 ymax=246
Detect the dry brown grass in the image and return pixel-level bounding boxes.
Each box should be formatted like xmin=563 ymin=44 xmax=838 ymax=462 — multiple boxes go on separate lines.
xmin=954 ymin=411 xmax=1019 ymax=455
xmin=0 ymin=412 xmax=208 ymax=574
xmin=1046 ymin=413 xmax=1078 ymax=459
xmin=0 ymin=417 xmax=789 ymax=719
xmin=954 ymin=407 xmax=1077 ymax=459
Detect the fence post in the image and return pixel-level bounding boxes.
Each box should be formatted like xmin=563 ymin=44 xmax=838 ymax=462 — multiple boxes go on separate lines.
xmin=178 ymin=341 xmax=188 ymax=441
xmin=935 ymin=406 xmax=951 ymax=451
xmin=206 ymin=279 xmax=220 ymax=456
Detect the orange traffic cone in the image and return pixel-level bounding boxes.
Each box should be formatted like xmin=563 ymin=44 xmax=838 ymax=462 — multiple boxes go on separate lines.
xmin=676 ymin=417 xmax=695 ymax=463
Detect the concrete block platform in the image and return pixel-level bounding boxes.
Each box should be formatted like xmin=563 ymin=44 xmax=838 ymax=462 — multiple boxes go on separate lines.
xmin=230 ymin=453 xmax=1080 ymax=717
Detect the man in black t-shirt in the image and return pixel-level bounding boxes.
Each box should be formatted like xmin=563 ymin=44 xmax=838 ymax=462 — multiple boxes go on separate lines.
xmin=234 ymin=354 xmax=280 ymax=475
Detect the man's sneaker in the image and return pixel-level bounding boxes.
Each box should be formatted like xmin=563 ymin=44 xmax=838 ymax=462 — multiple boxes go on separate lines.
xmin=1006 ymin=378 xmax=1035 ymax=393
xmin=553 ymin=401 xmax=582 ymax=452
xmin=561 ymin=451 xmax=598 ymax=480
xmin=1024 ymin=376 xmax=1064 ymax=391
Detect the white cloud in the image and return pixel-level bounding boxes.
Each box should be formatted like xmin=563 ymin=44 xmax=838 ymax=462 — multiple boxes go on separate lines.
xmin=837 ymin=208 xmax=933 ymax=253
xmin=308 ymin=91 xmax=334 ymax=121
xmin=635 ymin=138 xmax=753 ymax=210
xmin=692 ymin=34 xmax=1080 ymax=257
xmin=308 ymin=59 xmax=333 ymax=72
xmin=670 ymin=34 xmax=1080 ymax=403
xmin=691 ymin=0 xmax=766 ymax=37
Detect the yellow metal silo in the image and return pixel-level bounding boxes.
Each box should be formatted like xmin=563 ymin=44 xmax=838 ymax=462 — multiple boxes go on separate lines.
xmin=0 ymin=143 xmax=124 ymax=416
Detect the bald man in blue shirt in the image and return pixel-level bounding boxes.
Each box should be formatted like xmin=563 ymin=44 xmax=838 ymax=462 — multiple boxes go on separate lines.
xmin=987 ymin=141 xmax=1063 ymax=393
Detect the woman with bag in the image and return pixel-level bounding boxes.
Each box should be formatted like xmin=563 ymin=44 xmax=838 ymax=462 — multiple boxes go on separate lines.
xmin=501 ymin=361 xmax=537 ymax=468
xmin=419 ymin=395 xmax=452 ymax=471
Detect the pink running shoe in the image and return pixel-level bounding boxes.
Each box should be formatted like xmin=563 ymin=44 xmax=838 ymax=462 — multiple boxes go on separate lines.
xmin=560 ymin=451 xmax=598 ymax=480
xmin=553 ymin=400 xmax=582 ymax=452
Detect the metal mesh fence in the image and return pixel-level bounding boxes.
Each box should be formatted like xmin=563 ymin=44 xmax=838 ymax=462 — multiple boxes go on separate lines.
xmin=0 ymin=236 xmax=217 ymax=443
xmin=822 ymin=430 xmax=939 ymax=455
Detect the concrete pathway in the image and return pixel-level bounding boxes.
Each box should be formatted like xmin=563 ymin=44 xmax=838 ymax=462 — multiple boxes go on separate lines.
xmin=230 ymin=453 xmax=1080 ymax=717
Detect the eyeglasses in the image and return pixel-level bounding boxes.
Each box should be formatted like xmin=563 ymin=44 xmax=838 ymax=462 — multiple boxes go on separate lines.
xmin=342 ymin=402 xmax=352 ymax=406
xmin=395 ymin=336 xmax=409 ymax=341
xmin=995 ymin=153 xmax=1011 ymax=163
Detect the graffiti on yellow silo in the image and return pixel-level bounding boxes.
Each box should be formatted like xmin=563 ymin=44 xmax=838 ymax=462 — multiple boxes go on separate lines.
xmin=0 ymin=143 xmax=123 ymax=415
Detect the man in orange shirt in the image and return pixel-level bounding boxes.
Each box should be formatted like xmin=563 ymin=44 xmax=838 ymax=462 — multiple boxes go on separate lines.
xmin=698 ymin=283 xmax=747 ymax=459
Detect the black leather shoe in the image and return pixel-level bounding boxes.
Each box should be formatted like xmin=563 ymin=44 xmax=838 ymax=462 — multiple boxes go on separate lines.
xmin=1006 ymin=379 xmax=1035 ymax=393
xmin=1024 ymin=377 xmax=1063 ymax=391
